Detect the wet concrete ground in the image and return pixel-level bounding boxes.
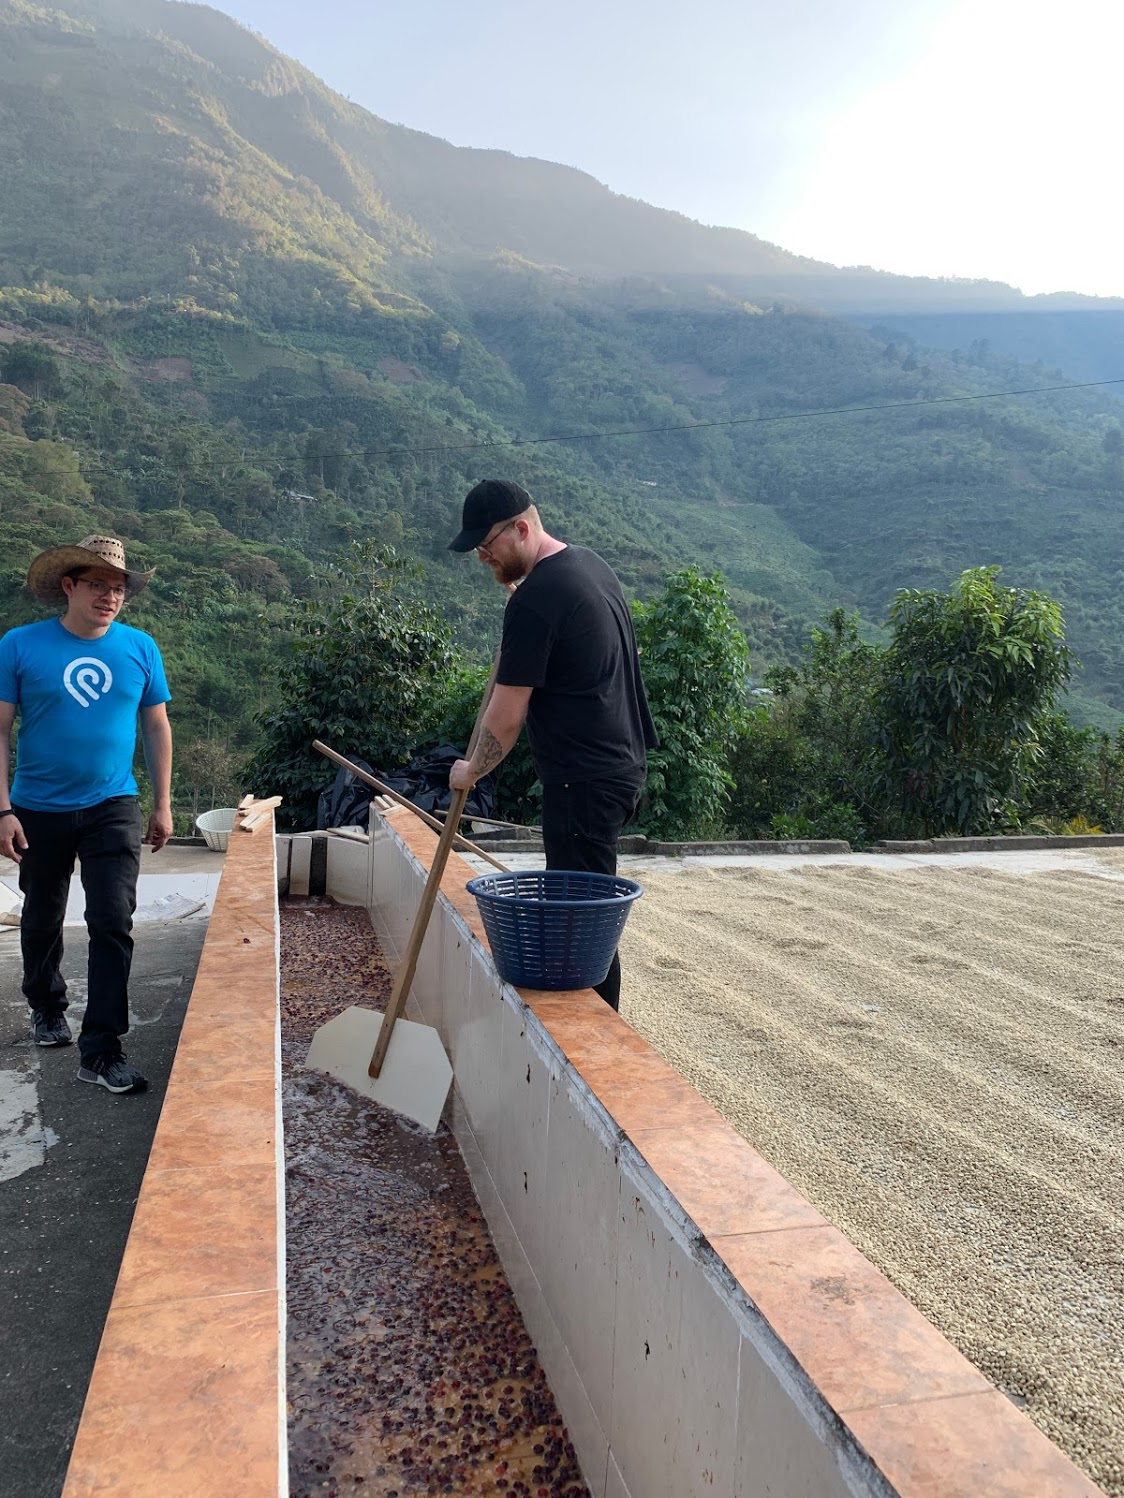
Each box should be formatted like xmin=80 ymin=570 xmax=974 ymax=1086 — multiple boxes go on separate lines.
xmin=281 ymin=899 xmax=587 ymax=1498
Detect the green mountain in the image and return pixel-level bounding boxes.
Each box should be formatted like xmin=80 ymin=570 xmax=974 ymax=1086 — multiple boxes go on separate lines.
xmin=1 ymin=0 xmax=1122 ymax=763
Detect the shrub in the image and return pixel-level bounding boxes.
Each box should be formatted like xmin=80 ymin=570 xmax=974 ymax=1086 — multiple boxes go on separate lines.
xmin=247 ymin=543 xmax=457 ymax=828
xmin=632 ymin=567 xmax=750 ymax=840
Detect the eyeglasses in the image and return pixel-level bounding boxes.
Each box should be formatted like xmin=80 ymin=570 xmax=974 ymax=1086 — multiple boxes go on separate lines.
xmin=476 ymin=519 xmax=518 ymax=555
xmin=77 ymin=578 xmax=126 ymax=600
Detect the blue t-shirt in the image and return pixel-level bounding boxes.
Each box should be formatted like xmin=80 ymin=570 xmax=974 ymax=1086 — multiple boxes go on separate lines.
xmin=0 ymin=619 xmax=171 ymax=811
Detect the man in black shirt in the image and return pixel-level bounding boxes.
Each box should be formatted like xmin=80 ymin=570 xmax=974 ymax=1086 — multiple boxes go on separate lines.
xmin=448 ymin=479 xmax=657 ymax=1009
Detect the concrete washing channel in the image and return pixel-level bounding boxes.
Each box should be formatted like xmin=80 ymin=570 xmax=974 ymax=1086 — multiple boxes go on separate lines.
xmin=57 ymin=810 xmax=1106 ymax=1497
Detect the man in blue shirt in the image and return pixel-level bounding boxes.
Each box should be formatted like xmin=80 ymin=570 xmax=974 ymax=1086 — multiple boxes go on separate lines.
xmin=0 ymin=536 xmax=173 ymax=1094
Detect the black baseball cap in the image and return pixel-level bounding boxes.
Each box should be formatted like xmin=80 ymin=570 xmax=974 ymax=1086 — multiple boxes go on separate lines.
xmin=448 ymin=479 xmax=532 ymax=552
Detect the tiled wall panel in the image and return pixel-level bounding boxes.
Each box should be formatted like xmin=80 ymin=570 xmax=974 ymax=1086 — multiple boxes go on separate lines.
xmin=493 ymin=1009 xmax=552 ymax=1286
xmin=324 ymin=836 xmax=367 ymax=907
xmin=288 ymin=835 xmax=312 ymax=897
xmin=611 ymin=1154 xmax=742 ymax=1498
xmin=539 ymin=1070 xmax=622 ymax=1430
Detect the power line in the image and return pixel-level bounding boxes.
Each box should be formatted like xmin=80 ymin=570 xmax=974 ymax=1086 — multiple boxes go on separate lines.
xmin=74 ymin=375 xmax=1124 ymax=477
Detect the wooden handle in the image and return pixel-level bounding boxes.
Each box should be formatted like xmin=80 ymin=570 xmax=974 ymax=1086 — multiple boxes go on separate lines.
xmin=368 ymin=782 xmax=469 ymax=1078
xmin=366 ymin=653 xmax=502 ymax=1079
xmin=428 ymin=807 xmax=542 ymax=835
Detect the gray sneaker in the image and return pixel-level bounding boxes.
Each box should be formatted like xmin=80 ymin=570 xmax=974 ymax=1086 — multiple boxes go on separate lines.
xmin=77 ymin=1054 xmax=148 ymax=1094
xmin=32 ymin=1010 xmax=72 ymax=1047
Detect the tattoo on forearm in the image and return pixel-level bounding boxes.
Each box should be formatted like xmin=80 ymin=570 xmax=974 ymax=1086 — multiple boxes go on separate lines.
xmin=472 ymin=728 xmax=506 ymax=777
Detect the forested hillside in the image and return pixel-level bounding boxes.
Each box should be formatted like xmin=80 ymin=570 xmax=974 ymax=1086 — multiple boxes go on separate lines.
xmin=1 ymin=0 xmax=1122 ymax=803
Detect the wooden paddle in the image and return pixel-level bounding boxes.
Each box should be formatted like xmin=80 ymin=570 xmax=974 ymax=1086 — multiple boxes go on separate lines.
xmin=367 ymin=659 xmax=499 ymax=1079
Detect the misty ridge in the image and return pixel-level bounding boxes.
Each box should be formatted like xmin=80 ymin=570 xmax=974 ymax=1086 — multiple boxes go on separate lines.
xmin=0 ymin=0 xmax=1122 ymax=768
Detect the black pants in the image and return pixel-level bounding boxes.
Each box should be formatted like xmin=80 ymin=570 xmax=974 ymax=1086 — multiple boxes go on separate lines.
xmin=540 ymin=775 xmax=643 ymax=1011
xmin=15 ymin=796 xmax=142 ymax=1062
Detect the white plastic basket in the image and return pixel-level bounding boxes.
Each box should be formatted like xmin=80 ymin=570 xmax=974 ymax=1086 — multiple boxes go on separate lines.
xmin=195 ymin=807 xmax=237 ymax=852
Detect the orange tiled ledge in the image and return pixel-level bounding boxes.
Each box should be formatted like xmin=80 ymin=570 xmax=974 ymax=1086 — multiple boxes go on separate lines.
xmin=390 ymin=808 xmax=1105 ymax=1498
xmin=62 ymin=822 xmax=284 ymax=1498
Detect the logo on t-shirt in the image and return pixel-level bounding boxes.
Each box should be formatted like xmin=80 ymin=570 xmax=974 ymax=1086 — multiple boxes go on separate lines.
xmin=63 ymin=656 xmax=114 ymax=708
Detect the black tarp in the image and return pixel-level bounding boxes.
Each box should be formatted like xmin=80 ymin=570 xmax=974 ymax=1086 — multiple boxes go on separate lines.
xmin=317 ymin=745 xmax=496 ymax=831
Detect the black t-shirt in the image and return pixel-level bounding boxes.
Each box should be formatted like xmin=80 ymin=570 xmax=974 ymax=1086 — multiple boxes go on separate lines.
xmin=496 ymin=546 xmax=658 ymax=785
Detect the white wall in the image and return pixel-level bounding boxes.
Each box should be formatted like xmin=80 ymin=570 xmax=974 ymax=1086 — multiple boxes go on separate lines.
xmin=338 ymin=816 xmax=889 ymax=1498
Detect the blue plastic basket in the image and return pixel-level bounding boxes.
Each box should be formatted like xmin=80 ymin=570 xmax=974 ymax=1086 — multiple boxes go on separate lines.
xmin=466 ymin=869 xmax=644 ymax=990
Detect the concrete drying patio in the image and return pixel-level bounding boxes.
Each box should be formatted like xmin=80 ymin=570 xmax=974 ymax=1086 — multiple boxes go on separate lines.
xmin=618 ymin=855 xmax=1124 ymax=1495
xmin=32 ymin=820 xmax=1114 ymax=1498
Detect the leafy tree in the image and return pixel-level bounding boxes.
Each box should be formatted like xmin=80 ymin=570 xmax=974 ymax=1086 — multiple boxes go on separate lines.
xmin=0 ymin=434 xmax=90 ymax=503
xmin=223 ymin=553 xmax=291 ymax=600
xmin=726 ymin=700 xmax=813 ymax=838
xmin=176 ymin=737 xmax=239 ymax=819
xmin=1025 ymin=714 xmax=1124 ymax=832
xmin=632 ymin=567 xmax=750 ymax=839
xmin=876 ymin=567 xmax=1071 ymax=835
xmin=0 ymin=385 xmax=30 ymax=435
xmin=247 ymin=543 xmax=458 ymax=828
xmin=728 ymin=609 xmax=881 ymax=842
xmin=0 ymin=342 xmax=63 ymax=401
xmin=1087 ymin=730 xmax=1124 ymax=831
xmin=772 ymin=609 xmax=880 ymax=828
xmin=421 ymin=660 xmax=540 ymax=828
xmin=1023 ymin=712 xmax=1100 ymax=824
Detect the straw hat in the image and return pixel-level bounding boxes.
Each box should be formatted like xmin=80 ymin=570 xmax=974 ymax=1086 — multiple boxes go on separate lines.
xmin=26 ymin=536 xmax=155 ymax=608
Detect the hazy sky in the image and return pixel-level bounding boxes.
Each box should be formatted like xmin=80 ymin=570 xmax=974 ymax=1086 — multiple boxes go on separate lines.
xmin=209 ymin=0 xmax=1122 ymax=298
